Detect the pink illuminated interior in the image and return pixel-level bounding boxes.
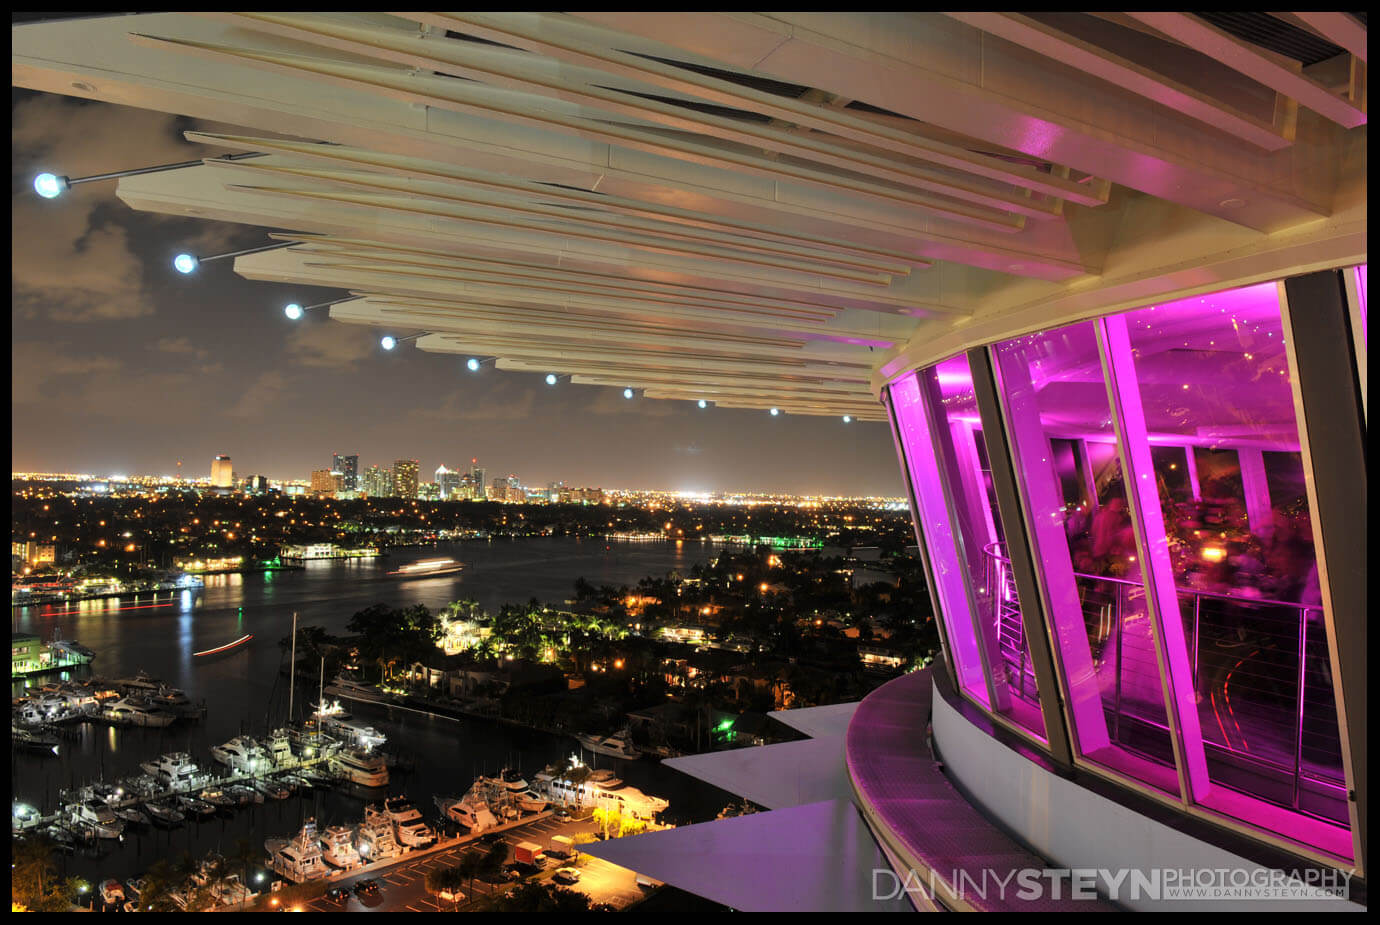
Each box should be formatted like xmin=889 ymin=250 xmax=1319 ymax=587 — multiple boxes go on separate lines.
xmin=896 ymin=278 xmax=1353 ymax=863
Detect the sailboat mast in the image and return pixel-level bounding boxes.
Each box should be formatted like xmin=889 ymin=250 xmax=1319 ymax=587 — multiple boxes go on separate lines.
xmin=288 ymin=611 xmax=297 ymax=723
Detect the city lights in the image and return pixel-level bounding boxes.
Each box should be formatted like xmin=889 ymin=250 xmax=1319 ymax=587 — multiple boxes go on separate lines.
xmin=624 ymin=388 xmax=634 ymax=399
xmin=467 ymin=358 xmax=481 ymax=371
xmin=284 ymin=303 xmax=304 ymax=320
xmin=545 ymin=374 xmax=558 ymax=386
xmin=172 ymin=253 xmax=199 ymax=274
xmin=380 ymin=336 xmax=397 ymax=351
xmin=698 ymin=399 xmax=708 ymax=409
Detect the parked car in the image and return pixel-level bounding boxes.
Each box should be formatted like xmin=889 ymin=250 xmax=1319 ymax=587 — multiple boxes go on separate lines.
xmin=479 ymin=832 xmax=505 ymax=846
xmin=353 ymin=879 xmax=381 ymax=898
xmin=552 ymin=868 xmax=581 ymax=885
xmin=438 ymin=887 xmax=465 ymax=903
xmin=326 ymin=886 xmax=351 ymax=904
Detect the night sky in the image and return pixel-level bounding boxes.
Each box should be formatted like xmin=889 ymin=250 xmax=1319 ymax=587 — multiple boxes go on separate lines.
xmin=11 ymin=88 xmax=906 ymax=496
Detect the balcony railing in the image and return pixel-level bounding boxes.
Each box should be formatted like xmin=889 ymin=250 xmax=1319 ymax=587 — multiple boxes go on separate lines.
xmin=981 ymin=544 xmax=1347 ymax=825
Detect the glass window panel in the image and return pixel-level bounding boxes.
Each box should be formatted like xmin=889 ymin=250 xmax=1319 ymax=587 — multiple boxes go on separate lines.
xmin=888 ymin=373 xmax=990 ymax=708
xmin=921 ymin=355 xmax=1045 ymax=739
xmin=993 ymin=321 xmax=1179 ymax=795
xmin=1121 ymin=282 xmax=1351 ymax=857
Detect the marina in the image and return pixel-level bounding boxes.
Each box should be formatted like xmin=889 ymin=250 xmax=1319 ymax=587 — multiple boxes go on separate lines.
xmin=11 ymin=538 xmax=733 ymax=892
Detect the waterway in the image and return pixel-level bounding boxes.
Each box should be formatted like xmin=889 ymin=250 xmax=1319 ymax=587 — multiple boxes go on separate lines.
xmin=11 ymin=537 xmax=741 ymax=886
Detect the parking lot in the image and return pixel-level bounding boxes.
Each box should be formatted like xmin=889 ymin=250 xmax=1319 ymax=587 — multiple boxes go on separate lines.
xmin=303 ymin=813 xmax=650 ymax=912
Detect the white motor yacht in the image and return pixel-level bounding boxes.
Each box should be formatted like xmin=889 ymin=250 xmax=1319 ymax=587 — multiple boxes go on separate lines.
xmin=140 ymin=752 xmax=213 ymax=790
xmin=104 ymin=697 xmax=177 ymax=728
xmin=311 ymin=700 xmax=388 ymax=750
xmin=210 ymin=736 xmax=271 ymax=775
xmin=266 ymin=819 xmax=329 ymax=884
xmin=356 ymin=804 xmax=405 ymax=861
xmin=329 ymin=747 xmax=389 ymax=788
xmin=434 ymin=791 xmax=498 ymax=834
xmin=573 ymin=728 xmax=643 ymax=760
xmin=384 ymin=795 xmax=435 ymax=847
xmin=319 ymin=824 xmax=363 ymax=870
xmin=72 ymin=800 xmax=124 ymax=839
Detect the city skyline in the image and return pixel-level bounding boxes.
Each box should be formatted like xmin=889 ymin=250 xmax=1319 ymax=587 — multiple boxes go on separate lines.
xmin=11 ymin=88 xmax=904 ymax=498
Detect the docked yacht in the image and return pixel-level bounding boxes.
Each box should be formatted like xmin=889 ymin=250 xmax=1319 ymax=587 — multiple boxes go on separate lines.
xmin=141 ymin=752 xmax=213 ymax=790
xmin=261 ymin=728 xmax=295 ymax=768
xmin=227 ymin=784 xmax=263 ymax=806
xmin=71 ymin=800 xmax=124 ymax=839
xmin=266 ymin=819 xmax=329 ymax=884
xmin=329 ymin=747 xmax=390 ymax=788
xmin=103 ymin=697 xmax=177 ymax=728
xmin=254 ymin=778 xmax=291 ymax=801
xmin=144 ymin=801 xmax=184 ymax=826
xmin=384 ymin=795 xmax=435 ymax=848
xmin=150 ymin=685 xmax=204 ymax=719
xmin=357 ymin=804 xmax=405 ymax=861
xmin=434 ymin=790 xmax=498 ymax=834
xmin=12 ymin=726 xmax=60 ymax=755
xmin=534 ymin=762 xmax=669 ymax=820
xmin=311 ymin=700 xmax=388 ymax=750
xmin=324 ymin=677 xmax=391 ymax=705
xmin=500 ymin=769 xmax=548 ymax=813
xmin=177 ymin=795 xmax=217 ymax=818
xmin=198 ymin=787 xmax=237 ymax=810
xmin=210 ymin=736 xmax=271 ymax=775
xmin=319 ymin=824 xmax=363 ymax=870
xmin=209 ymin=873 xmax=257 ymax=907
xmin=573 ymin=728 xmax=643 ymax=760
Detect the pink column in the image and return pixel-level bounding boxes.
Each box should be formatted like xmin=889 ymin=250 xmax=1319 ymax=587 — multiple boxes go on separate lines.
xmin=1237 ymin=448 xmax=1273 ymax=539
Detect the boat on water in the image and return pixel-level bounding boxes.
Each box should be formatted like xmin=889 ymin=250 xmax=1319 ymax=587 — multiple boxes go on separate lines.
xmin=311 ymin=699 xmax=388 ymax=750
xmin=144 ymin=801 xmax=184 ymax=826
xmin=329 ymin=747 xmax=390 ymax=788
xmin=104 ymin=696 xmax=178 ymax=728
xmin=71 ymin=800 xmax=124 ymax=839
xmin=498 ymin=769 xmax=549 ymax=812
xmin=141 ymin=753 xmax=214 ymax=790
xmin=227 ymin=784 xmax=263 ymax=806
xmin=178 ymin=795 xmax=217 ymax=818
xmin=266 ymin=819 xmax=329 ymax=883
xmin=434 ymin=790 xmax=499 ymax=834
xmin=194 ymin=633 xmax=253 ymax=658
xmin=210 ymin=736 xmax=271 ymax=775
xmin=573 ymin=728 xmax=643 ymax=760
xmin=198 ymin=787 xmax=237 ymax=810
xmin=324 ymin=677 xmax=391 ymax=705
xmin=210 ymin=873 xmax=257 ymax=907
xmin=356 ymin=805 xmax=405 ymax=861
xmin=386 ymin=557 xmax=464 ymax=579
xmin=109 ymin=671 xmax=163 ymax=693
xmin=384 ymin=795 xmax=435 ymax=848
xmin=533 ymin=762 xmax=669 ymax=820
xmin=260 ymin=728 xmax=295 ymax=768
xmin=12 ymin=726 xmax=60 ymax=755
xmin=149 ymin=685 xmax=205 ymax=718
xmin=320 ymin=824 xmax=363 ymax=870
xmin=254 ymin=778 xmax=291 ymax=800
xmin=115 ymin=805 xmax=150 ymax=827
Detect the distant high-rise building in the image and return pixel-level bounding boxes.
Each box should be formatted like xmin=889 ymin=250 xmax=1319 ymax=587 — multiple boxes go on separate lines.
xmin=418 ymin=482 xmax=440 ymax=501
xmin=246 ymin=474 xmax=268 ymax=494
xmin=362 ymin=465 xmax=385 ymax=498
xmin=310 ymin=469 xmax=341 ymax=496
xmin=470 ymin=460 xmax=487 ymax=500
xmin=333 ymin=454 xmax=359 ymax=491
xmin=436 ymin=465 xmax=462 ymax=500
xmin=395 ymin=459 xmax=419 ymax=499
xmin=211 ymin=455 xmax=234 ymax=488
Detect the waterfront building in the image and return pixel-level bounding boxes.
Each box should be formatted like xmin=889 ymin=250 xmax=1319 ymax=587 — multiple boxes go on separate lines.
xmin=14 ymin=12 xmax=1364 ymax=911
xmin=332 ymin=454 xmax=358 ymax=492
xmin=394 ymin=459 xmax=419 ymax=500
xmin=210 ymin=455 xmax=233 ymax=489
xmin=470 ymin=463 xmax=487 ymax=501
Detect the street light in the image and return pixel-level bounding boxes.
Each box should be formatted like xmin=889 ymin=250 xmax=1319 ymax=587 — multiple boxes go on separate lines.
xmin=32 ymin=151 xmax=266 ymax=200
xmin=467 ymin=357 xmax=481 ymax=371
xmin=769 ymin=408 xmax=780 ymax=416
xmin=283 ymin=296 xmax=361 ymax=321
xmin=623 ymin=388 xmax=635 ymax=399
xmin=380 ymin=331 xmax=427 ymax=351
xmin=697 ymin=399 xmax=708 ymax=409
xmin=173 ymin=240 xmax=297 ymax=275
xmin=842 ymin=415 xmax=852 ymax=423
xmin=545 ymin=373 xmax=558 ymax=386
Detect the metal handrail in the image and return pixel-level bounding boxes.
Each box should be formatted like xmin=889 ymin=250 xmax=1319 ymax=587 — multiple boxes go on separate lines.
xmin=981 ymin=543 xmax=1321 ymax=614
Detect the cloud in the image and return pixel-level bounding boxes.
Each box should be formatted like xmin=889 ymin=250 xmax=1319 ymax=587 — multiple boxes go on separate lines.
xmin=12 ymin=342 xmax=123 ymax=405
xmin=153 ymin=336 xmax=211 ymax=362
xmin=409 ymin=389 xmax=537 ymax=423
xmin=11 ymin=93 xmax=281 ymax=323
xmin=285 ymin=323 xmax=376 ymax=369
xmin=228 ymin=371 xmax=290 ymax=418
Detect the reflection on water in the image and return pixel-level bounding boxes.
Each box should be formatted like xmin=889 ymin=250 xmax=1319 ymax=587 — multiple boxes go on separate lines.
xmin=12 ymin=538 xmax=738 ymax=883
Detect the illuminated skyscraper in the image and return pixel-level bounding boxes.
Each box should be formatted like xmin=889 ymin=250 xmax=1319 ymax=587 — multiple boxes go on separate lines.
xmin=333 ymin=454 xmax=358 ymax=491
xmin=394 ymin=459 xmax=419 ymax=499
xmin=436 ymin=465 xmax=462 ymax=500
xmin=211 ymin=455 xmax=233 ymax=488
xmin=470 ymin=460 xmax=486 ymax=500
